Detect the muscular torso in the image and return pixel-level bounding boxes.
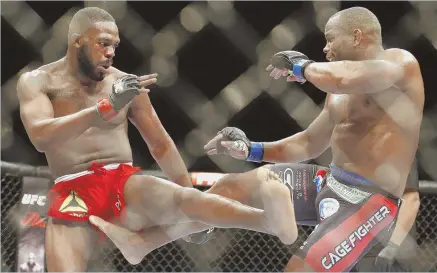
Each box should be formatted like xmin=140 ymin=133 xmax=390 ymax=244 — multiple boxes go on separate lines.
xmin=39 ymin=61 xmax=133 ymax=177
xmin=327 ymin=87 xmax=419 ymax=197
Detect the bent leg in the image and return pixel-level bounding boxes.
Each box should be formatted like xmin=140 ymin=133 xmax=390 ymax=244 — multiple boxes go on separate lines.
xmin=93 ymin=167 xmax=271 ymax=264
xmin=45 ymin=218 xmax=98 ymax=272
xmin=123 ymin=167 xmax=297 ymax=242
xmin=97 ymin=166 xmax=298 ymax=264
xmin=124 ymin=173 xmax=265 ymax=231
xmin=92 ymin=168 xmax=263 ymax=265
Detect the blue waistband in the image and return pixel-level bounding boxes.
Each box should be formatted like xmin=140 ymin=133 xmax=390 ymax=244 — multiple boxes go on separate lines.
xmin=329 ymin=165 xmax=376 ymax=186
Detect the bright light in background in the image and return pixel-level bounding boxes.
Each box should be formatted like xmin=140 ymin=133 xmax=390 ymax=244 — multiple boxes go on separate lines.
xmin=152 ymin=31 xmax=180 ymax=57
xmin=271 ymin=24 xmax=297 ymax=50
xmin=207 ymin=0 xmax=234 ymax=14
xmin=150 ymin=55 xmax=178 ymax=87
xmin=180 ymin=5 xmax=208 ymax=33
xmin=313 ymin=1 xmax=339 ymax=32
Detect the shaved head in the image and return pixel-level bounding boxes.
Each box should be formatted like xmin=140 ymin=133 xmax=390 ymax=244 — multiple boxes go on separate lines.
xmin=328 ymin=7 xmax=382 ymax=43
xmin=68 ymin=7 xmax=115 ymax=43
xmin=67 ymin=7 xmax=119 ymax=82
xmin=323 ymin=7 xmax=383 ymax=61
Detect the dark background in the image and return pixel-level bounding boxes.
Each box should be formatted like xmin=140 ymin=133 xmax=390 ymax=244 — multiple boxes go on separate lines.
xmin=2 ymin=1 xmax=437 ymax=181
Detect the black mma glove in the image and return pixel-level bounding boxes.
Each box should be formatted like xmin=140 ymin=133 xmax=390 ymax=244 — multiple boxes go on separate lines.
xmin=183 ymin=228 xmax=215 ymax=244
xmin=96 ymin=74 xmax=140 ymax=120
xmin=270 ymin=51 xmax=314 ymax=82
xmin=216 ymin=127 xmax=264 ymax=162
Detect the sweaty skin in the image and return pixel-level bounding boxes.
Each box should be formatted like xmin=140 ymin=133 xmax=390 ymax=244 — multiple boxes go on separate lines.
xmin=19 ymin=62 xmax=133 ymax=178
xmin=308 ymin=48 xmax=423 ymax=197
xmin=264 ymin=51 xmax=423 ymax=199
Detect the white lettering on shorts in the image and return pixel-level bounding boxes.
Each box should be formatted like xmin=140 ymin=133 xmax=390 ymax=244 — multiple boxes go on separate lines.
xmin=321 ymin=205 xmax=391 ymax=270
xmin=319 ymin=198 xmax=340 ymax=221
xmin=115 ymin=194 xmax=122 ymax=211
xmin=327 ymin=174 xmax=371 ymax=204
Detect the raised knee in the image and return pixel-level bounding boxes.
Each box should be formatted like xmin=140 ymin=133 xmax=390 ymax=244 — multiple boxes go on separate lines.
xmin=209 ymin=174 xmax=237 ymax=192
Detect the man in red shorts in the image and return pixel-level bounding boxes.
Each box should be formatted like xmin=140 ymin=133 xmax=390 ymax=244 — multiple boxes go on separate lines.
xmin=17 ymin=7 xmax=298 ymax=271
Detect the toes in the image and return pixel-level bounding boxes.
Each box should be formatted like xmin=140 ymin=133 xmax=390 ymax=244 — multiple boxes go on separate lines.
xmin=256 ymin=167 xmax=270 ymax=181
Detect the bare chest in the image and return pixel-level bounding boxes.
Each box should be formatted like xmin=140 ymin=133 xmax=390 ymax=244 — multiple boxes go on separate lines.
xmin=327 ymin=94 xmax=383 ymax=124
xmin=46 ymin=80 xmax=111 ymax=116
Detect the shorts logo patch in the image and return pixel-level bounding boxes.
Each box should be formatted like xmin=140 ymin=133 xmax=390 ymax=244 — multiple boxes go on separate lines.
xmin=313 ymin=169 xmax=327 ymax=193
xmin=59 ymin=191 xmax=88 ymax=216
xmin=319 ymin=198 xmax=340 ymax=221
xmin=115 ymin=194 xmax=122 ymax=211
xmin=283 ymin=168 xmax=294 ymax=201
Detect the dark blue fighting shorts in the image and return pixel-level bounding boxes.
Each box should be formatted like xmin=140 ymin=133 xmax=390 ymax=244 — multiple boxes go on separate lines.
xmin=269 ymin=164 xmax=401 ymax=272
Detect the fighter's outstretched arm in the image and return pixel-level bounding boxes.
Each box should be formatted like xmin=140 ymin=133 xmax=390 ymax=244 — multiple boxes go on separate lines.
xmin=17 ymin=71 xmax=101 ymax=152
xmin=303 ymin=59 xmax=404 ymax=94
xmin=268 ymin=49 xmax=421 ymax=95
xmin=128 ymin=92 xmax=192 ymax=187
xmin=205 ymin=96 xmax=334 ymax=164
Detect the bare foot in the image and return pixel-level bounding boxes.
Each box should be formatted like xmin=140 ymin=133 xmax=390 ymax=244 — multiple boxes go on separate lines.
xmin=89 ymin=216 xmax=147 ymax=265
xmin=257 ymin=168 xmax=298 ymax=245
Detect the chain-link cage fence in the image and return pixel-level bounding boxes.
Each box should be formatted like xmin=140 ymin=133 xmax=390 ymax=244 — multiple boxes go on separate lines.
xmin=1 ymin=174 xmax=22 ymax=272
xmin=1 ymin=165 xmax=437 ymax=272
xmin=415 ymin=191 xmax=437 ymax=272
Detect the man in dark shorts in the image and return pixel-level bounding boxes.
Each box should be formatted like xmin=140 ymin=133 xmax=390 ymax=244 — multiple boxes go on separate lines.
xmin=207 ymin=6 xmax=424 ymax=272
xmin=17 ymin=7 xmax=298 ymax=271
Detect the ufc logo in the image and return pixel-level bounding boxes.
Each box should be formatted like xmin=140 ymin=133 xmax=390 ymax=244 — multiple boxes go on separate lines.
xmin=115 ymin=195 xmax=122 ymax=211
xmin=22 ymin=194 xmax=46 ymax=206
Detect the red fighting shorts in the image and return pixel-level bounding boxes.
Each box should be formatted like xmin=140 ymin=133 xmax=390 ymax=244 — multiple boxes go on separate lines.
xmin=47 ymin=162 xmax=140 ymax=223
